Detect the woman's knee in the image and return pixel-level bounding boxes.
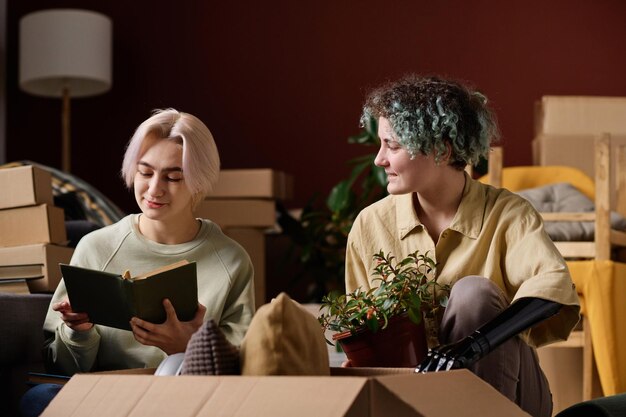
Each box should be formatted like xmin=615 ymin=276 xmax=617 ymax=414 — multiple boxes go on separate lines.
xmin=20 ymin=383 xmax=63 ymax=417
xmin=441 ymin=276 xmax=509 ymax=340
xmin=450 ymin=276 xmax=508 ymax=312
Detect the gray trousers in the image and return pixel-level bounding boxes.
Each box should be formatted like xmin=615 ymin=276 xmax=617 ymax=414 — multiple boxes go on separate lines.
xmin=439 ymin=276 xmax=552 ymax=417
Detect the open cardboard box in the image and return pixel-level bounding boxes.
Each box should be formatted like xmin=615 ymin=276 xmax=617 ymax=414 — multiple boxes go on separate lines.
xmin=42 ymin=367 xmax=529 ymax=416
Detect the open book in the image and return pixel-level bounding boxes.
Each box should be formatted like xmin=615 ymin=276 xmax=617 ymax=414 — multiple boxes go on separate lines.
xmin=60 ymin=260 xmax=198 ymax=331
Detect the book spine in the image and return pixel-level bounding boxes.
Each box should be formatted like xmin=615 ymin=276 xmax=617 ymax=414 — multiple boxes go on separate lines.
xmin=123 ymin=279 xmax=138 ymax=318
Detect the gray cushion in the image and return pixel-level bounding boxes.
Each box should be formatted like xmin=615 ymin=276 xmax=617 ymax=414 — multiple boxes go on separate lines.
xmin=516 ymin=182 xmax=626 ymax=241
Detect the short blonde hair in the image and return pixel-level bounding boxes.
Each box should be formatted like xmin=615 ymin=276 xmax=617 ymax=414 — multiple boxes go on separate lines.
xmin=121 ymin=109 xmax=220 ymax=204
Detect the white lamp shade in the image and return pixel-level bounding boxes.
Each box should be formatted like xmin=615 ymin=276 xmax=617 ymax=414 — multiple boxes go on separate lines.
xmin=19 ymin=9 xmax=112 ymax=98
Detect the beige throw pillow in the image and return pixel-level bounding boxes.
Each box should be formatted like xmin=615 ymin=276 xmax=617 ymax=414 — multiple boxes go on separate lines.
xmin=240 ymin=292 xmax=330 ymax=375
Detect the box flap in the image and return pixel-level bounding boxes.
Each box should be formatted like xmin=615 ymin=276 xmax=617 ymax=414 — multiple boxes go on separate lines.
xmin=374 ymin=370 xmax=530 ymax=417
xmin=197 ymin=376 xmax=369 ymax=417
xmin=43 ymin=375 xmax=372 ymax=417
xmin=369 ymin=379 xmax=424 ymax=417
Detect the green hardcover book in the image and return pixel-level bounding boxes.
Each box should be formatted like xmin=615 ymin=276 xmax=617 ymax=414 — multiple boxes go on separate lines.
xmin=60 ymin=260 xmax=198 ymax=331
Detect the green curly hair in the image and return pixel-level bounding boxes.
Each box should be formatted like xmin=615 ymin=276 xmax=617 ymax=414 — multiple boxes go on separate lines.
xmin=361 ymin=75 xmax=499 ymax=170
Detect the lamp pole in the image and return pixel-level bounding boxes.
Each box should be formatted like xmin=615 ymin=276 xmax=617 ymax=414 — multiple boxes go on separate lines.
xmin=62 ymin=86 xmax=71 ymax=172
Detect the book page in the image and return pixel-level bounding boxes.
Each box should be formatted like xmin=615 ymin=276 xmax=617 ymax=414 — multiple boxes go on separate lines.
xmin=131 ymin=259 xmax=190 ymax=281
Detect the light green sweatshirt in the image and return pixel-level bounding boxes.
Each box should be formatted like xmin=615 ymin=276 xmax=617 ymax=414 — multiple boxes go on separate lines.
xmin=43 ymin=214 xmax=255 ymax=375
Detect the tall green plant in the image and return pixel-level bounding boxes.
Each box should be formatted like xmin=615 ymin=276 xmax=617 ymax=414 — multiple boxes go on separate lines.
xmin=277 ymin=117 xmax=388 ymax=301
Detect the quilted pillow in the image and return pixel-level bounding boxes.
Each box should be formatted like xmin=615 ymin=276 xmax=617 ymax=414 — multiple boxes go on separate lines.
xmin=516 ymin=182 xmax=626 ymax=241
xmin=240 ymin=292 xmax=330 ymax=376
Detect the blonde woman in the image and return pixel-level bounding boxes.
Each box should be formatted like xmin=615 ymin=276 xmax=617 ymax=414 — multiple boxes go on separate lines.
xmin=44 ymin=108 xmax=255 ymax=374
xmin=22 ymin=109 xmax=255 ymax=416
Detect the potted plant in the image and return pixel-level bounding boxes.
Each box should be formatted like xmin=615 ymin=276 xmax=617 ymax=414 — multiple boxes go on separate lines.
xmin=318 ymin=250 xmax=450 ymax=367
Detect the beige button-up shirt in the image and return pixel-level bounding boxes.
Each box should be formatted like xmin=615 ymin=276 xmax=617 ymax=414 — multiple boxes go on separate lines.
xmin=346 ymin=173 xmax=580 ymax=347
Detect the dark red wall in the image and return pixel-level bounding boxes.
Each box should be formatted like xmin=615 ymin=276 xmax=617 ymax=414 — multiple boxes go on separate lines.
xmin=6 ymin=1 xmax=626 ymax=213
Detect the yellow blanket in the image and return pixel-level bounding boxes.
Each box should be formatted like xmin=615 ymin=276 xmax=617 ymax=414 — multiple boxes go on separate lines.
xmin=568 ymin=260 xmax=626 ymax=395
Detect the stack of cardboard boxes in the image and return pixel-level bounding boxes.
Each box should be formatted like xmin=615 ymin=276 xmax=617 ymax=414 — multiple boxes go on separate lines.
xmin=194 ymin=169 xmax=293 ymax=307
xmin=0 ymin=165 xmax=74 ymax=294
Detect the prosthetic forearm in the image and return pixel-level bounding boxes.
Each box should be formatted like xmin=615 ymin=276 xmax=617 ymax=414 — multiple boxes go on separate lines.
xmin=415 ymin=297 xmax=562 ymax=372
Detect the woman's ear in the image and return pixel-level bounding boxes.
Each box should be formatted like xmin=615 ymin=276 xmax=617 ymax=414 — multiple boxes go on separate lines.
xmin=435 ymin=142 xmax=453 ymax=166
xmin=442 ymin=142 xmax=453 ymax=163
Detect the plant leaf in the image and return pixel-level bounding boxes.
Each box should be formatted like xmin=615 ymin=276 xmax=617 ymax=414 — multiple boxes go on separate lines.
xmin=326 ymin=180 xmax=352 ymax=212
xmin=348 ymin=131 xmax=372 ymax=145
xmin=367 ymin=316 xmax=380 ymax=333
xmin=408 ymin=307 xmax=422 ymax=325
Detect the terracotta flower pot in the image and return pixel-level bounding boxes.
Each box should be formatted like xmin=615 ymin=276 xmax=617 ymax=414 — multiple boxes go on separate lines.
xmin=333 ymin=313 xmax=428 ymax=367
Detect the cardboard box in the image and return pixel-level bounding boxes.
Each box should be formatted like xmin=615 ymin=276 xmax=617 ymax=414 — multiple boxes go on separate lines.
xmin=0 ymin=279 xmax=30 ymax=294
xmin=42 ymin=368 xmax=529 ymax=416
xmin=0 ymin=243 xmax=74 ymax=292
xmin=210 ymin=169 xmax=293 ymax=200
xmin=535 ymin=96 xmax=626 ymax=136
xmin=532 ymin=133 xmax=626 ymax=209
xmin=194 ymin=199 xmax=276 ymax=229
xmin=224 ymin=227 xmax=266 ymax=307
xmin=0 ymin=165 xmax=54 ymax=210
xmin=0 ymin=204 xmax=67 ymax=247
xmin=537 ymin=345 xmax=583 ymax=415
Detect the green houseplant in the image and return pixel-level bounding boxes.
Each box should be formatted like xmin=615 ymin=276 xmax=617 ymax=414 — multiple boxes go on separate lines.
xmin=318 ymin=250 xmax=450 ymax=367
xmin=277 ymin=117 xmax=388 ymax=301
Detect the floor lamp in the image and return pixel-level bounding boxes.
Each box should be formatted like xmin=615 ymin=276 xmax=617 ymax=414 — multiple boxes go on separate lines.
xmin=19 ymin=9 xmax=112 ymax=173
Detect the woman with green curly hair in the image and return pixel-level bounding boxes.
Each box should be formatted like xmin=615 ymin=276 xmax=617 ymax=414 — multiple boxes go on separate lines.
xmin=346 ymin=75 xmax=580 ymax=417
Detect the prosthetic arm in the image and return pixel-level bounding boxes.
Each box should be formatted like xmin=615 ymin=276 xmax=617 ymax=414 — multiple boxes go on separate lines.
xmin=415 ymin=297 xmax=562 ymax=373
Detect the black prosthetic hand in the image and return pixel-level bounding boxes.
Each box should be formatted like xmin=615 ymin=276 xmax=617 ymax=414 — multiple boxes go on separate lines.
xmin=415 ymin=297 xmax=562 ymax=373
